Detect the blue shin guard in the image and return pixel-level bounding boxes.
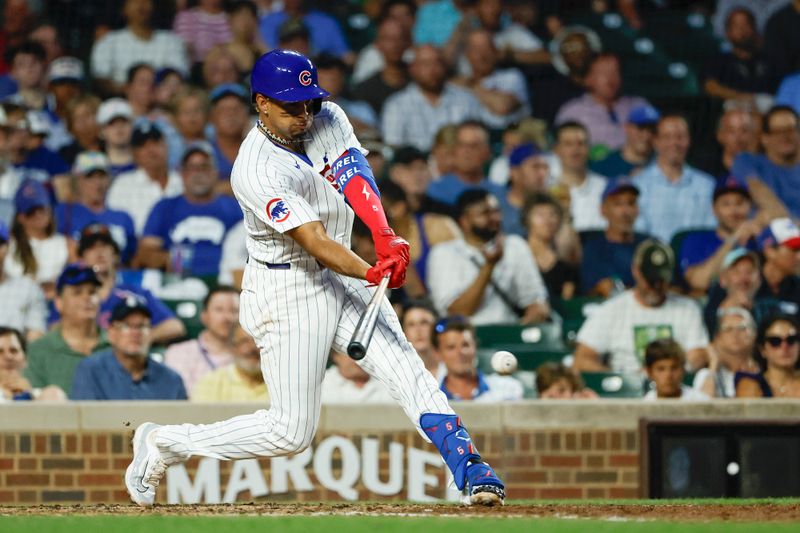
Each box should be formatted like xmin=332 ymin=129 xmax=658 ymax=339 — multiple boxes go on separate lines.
xmin=420 ymin=413 xmax=481 ymax=490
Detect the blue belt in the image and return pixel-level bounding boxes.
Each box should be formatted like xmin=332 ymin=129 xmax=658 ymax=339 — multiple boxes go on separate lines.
xmin=248 ymin=256 xmax=290 ymax=269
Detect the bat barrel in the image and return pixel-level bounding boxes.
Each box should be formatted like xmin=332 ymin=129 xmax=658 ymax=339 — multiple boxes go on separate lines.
xmin=347 ymin=275 xmax=390 ymax=360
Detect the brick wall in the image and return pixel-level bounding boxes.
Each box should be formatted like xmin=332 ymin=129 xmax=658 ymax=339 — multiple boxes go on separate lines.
xmin=2 ymin=401 xmax=795 ymax=505
xmin=0 ymin=428 xmax=639 ymax=504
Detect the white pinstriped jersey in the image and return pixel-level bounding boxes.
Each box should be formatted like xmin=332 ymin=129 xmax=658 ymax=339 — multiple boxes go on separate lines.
xmin=230 ymin=102 xmax=362 ymax=268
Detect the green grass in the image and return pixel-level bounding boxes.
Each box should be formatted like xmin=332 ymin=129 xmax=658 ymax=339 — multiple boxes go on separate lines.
xmin=0 ymin=516 xmax=799 ymax=533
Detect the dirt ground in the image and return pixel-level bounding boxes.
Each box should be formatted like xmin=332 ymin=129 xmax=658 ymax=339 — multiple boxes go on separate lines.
xmin=2 ymin=502 xmax=799 ymax=522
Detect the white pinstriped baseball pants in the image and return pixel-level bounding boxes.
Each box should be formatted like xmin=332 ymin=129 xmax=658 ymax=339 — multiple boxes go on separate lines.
xmin=155 ymin=261 xmax=454 ymax=462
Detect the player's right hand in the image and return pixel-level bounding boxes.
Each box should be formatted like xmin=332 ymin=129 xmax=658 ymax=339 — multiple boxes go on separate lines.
xmin=366 ymin=256 xmax=406 ymax=289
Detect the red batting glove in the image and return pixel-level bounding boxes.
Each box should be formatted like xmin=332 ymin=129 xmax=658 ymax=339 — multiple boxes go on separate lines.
xmin=373 ymin=227 xmax=410 ymax=264
xmin=366 ymin=256 xmax=406 ymax=289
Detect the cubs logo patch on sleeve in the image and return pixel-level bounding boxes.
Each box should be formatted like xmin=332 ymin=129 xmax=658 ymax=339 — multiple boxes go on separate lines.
xmin=266 ymin=198 xmax=291 ymax=223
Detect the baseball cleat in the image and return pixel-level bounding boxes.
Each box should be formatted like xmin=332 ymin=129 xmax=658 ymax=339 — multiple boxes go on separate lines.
xmin=465 ymin=461 xmax=505 ymax=506
xmin=125 ymin=422 xmax=166 ymax=507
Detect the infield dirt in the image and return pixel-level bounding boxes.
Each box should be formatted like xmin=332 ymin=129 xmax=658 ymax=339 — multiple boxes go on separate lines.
xmin=2 ymin=502 xmax=799 ymax=522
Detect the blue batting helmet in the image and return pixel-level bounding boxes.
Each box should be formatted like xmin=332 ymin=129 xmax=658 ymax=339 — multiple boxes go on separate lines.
xmin=250 ymin=49 xmax=329 ymax=103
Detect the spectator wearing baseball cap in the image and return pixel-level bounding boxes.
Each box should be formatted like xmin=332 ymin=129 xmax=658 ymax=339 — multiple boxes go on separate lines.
xmin=106 ymin=120 xmax=183 ymax=235
xmin=44 ymin=56 xmax=85 ymax=152
xmin=580 ymin=178 xmax=650 ymax=296
xmin=96 ymin=98 xmax=136 ymax=177
xmin=67 ymin=224 xmax=185 ymax=346
xmin=70 ymin=297 xmax=187 ymax=400
xmin=590 ymin=103 xmax=659 ymax=179
xmin=679 ymin=177 xmax=760 ymax=293
xmin=208 ymin=83 xmax=250 ymax=182
xmin=24 ymin=264 xmax=109 ymax=397
xmin=756 ymin=218 xmax=800 ymax=307
xmin=54 ymin=151 xmax=138 ymax=265
xmin=703 ymin=248 xmax=765 ymax=335
xmin=0 ymin=220 xmax=47 ymax=342
xmin=6 ymin=179 xmax=69 ymax=297
xmin=574 ymin=239 xmax=710 ymax=375
xmin=503 ymin=143 xmax=550 ymax=237
xmin=138 ymin=141 xmax=241 ymax=277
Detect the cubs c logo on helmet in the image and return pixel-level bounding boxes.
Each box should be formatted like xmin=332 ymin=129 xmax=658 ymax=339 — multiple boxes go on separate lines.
xmin=298 ymin=70 xmax=312 ymax=86
xmin=266 ymin=198 xmax=291 ymax=223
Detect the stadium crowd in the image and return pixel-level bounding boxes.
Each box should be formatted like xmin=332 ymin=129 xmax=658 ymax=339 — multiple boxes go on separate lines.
xmin=1 ymin=0 xmax=800 ymax=404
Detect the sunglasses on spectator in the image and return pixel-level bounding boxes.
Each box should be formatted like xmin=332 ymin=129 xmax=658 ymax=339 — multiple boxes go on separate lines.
xmin=434 ymin=315 xmax=468 ymax=334
xmin=764 ymin=335 xmax=799 ymax=348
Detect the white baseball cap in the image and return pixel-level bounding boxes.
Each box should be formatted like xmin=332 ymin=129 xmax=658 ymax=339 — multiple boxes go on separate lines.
xmin=47 ymin=57 xmax=84 ymax=83
xmin=73 ymin=151 xmax=111 ymax=176
xmin=26 ymin=111 xmax=49 ymax=136
xmin=96 ymin=98 xmax=133 ymax=126
xmin=758 ymin=217 xmax=800 ymax=251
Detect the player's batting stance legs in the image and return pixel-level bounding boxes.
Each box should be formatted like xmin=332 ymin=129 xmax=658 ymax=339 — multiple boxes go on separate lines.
xmin=125 ymin=48 xmax=504 ymax=507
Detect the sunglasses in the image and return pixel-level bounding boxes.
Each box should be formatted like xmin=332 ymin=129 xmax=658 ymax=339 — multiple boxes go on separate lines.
xmin=434 ymin=315 xmax=468 ymax=334
xmin=764 ymin=335 xmax=799 ymax=348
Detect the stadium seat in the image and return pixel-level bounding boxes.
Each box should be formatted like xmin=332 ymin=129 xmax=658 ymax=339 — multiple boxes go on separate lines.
xmin=474 ymin=322 xmax=568 ymax=361
xmin=162 ymin=299 xmax=204 ymax=340
xmin=581 ymin=372 xmax=645 ymax=398
xmin=552 ymin=297 xmax=605 ymax=345
xmin=643 ymin=11 xmax=723 ymax=71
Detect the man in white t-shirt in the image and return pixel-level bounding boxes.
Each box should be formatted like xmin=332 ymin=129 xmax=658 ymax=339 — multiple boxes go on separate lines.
xmin=574 ymin=239 xmax=709 ymax=375
xmin=642 ymin=338 xmax=710 ymax=401
xmin=550 ymin=121 xmax=607 ymax=232
xmin=106 ymin=121 xmax=183 ymax=235
xmin=427 ymin=189 xmax=549 ymax=326
xmin=90 ymin=0 xmax=189 ymax=96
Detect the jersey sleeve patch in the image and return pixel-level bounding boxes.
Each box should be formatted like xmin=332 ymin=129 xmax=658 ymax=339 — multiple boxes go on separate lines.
xmin=266 ymin=198 xmax=292 ymax=223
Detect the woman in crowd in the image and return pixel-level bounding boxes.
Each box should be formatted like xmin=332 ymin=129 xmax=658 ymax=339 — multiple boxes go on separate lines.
xmin=5 ymin=180 xmax=68 ymax=299
xmin=522 ymin=193 xmax=578 ymax=300
xmin=736 ymin=314 xmax=800 ymax=398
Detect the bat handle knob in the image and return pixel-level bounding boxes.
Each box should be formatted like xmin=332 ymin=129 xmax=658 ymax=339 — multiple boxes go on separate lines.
xmin=347 ymin=342 xmax=367 ymax=360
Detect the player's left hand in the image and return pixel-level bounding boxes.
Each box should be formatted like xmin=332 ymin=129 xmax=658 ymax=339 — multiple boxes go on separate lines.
xmin=373 ymin=227 xmax=410 ymax=264
xmin=366 ymin=256 xmax=407 ymax=289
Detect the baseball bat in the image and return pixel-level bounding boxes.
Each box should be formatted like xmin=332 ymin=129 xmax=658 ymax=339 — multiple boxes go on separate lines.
xmin=347 ymin=273 xmax=391 ymax=360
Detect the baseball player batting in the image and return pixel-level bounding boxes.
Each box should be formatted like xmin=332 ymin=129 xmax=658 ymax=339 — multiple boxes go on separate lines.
xmin=124 ymin=49 xmax=505 ymax=507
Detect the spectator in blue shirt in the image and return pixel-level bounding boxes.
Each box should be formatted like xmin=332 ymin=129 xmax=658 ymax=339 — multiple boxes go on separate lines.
xmin=70 ymin=224 xmax=186 ymax=345
xmin=55 ymin=151 xmax=137 ymax=265
xmin=503 ymin=143 xmax=549 ymax=237
xmin=634 ymin=114 xmax=717 ymax=243
xmin=580 ymin=178 xmax=649 ymax=296
xmin=590 ymin=104 xmax=659 ymax=179
xmin=776 ymin=72 xmax=800 ymax=115
xmin=259 ymin=0 xmax=353 ymax=64
xmin=732 ymin=105 xmax=800 ymax=219
xmin=425 ymin=120 xmax=509 ymax=220
xmin=139 ymin=142 xmax=241 ymax=278
xmin=206 ymin=84 xmax=250 ymax=182
xmin=679 ymin=178 xmax=761 ymax=293
xmin=70 ymin=298 xmax=187 ymax=400
xmin=433 ymin=316 xmax=523 ymax=402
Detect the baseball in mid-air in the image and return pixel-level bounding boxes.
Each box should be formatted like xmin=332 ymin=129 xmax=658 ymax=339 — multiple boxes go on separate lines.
xmin=491 ymin=350 xmax=518 ymax=375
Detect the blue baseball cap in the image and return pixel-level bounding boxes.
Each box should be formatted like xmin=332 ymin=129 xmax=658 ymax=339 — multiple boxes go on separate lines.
xmin=209 ymin=83 xmax=249 ymax=105
xmin=627 ymin=104 xmax=660 ymax=126
xmin=131 ymin=120 xmax=163 ymax=147
xmin=713 ymin=176 xmax=751 ymax=202
xmin=601 ymin=177 xmax=639 ymax=201
xmin=758 ymin=217 xmax=800 ymax=251
xmin=110 ymin=296 xmax=152 ymax=322
xmin=56 ymin=263 xmax=101 ymax=293
xmin=509 ymin=143 xmax=543 ymax=167
xmin=14 ymin=179 xmax=51 ymax=214
xmin=722 ymin=247 xmax=759 ymax=271
xmin=0 ymin=220 xmax=8 ymax=243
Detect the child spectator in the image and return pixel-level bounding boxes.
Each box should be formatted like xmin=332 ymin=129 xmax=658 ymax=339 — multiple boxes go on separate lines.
xmin=535 ymin=362 xmax=597 ymax=399
xmin=643 ymin=338 xmax=710 ymax=401
xmin=96 ymin=99 xmax=136 ymax=177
